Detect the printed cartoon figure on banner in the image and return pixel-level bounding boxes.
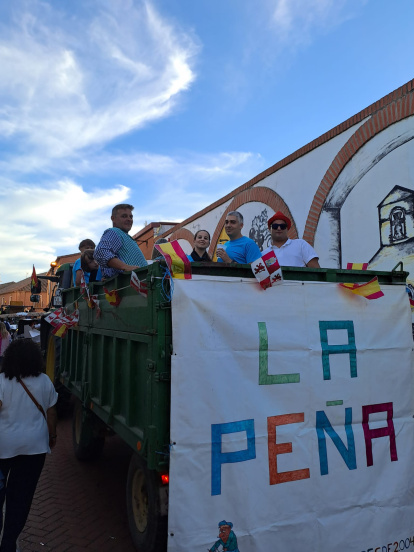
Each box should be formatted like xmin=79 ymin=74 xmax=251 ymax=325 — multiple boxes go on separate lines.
xmin=209 ymin=520 xmax=240 ymax=552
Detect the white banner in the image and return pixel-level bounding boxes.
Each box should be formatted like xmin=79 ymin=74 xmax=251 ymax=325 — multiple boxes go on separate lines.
xmin=168 ymin=276 xmax=414 ymax=552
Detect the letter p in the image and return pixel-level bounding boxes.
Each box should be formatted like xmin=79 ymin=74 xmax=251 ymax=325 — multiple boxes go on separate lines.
xmin=211 ymin=419 xmax=256 ymax=496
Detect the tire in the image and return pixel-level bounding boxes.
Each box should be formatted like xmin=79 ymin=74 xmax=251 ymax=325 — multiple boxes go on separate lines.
xmin=72 ymin=399 xmax=105 ymax=461
xmin=126 ymin=454 xmax=168 ymax=552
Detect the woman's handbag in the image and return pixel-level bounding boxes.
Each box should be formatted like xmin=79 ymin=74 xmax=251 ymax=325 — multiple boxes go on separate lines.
xmin=17 ymin=378 xmax=46 ymax=419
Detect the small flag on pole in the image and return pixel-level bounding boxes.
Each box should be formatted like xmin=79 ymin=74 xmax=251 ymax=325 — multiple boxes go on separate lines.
xmin=347 ymin=263 xmax=368 ymax=270
xmin=31 ymin=265 xmax=41 ymax=294
xmin=251 ymin=258 xmax=272 ymax=290
xmin=130 ymin=272 xmax=148 ymax=297
xmin=52 ymin=322 xmax=69 ymax=338
xmin=262 ymin=251 xmax=283 ymax=285
xmin=48 ymin=309 xmax=79 ymax=338
xmin=154 ymin=240 xmax=192 ymax=279
xmin=104 ymin=287 xmax=121 ymax=307
xmin=339 ymin=277 xmax=384 ymax=300
xmin=251 ymin=251 xmax=283 ymax=290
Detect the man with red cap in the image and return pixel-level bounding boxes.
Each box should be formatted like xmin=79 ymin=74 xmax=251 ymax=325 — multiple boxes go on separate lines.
xmin=262 ymin=211 xmax=320 ymax=267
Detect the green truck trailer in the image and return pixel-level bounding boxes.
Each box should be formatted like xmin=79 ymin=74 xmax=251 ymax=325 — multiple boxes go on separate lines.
xmin=41 ymin=261 xmax=411 ymax=552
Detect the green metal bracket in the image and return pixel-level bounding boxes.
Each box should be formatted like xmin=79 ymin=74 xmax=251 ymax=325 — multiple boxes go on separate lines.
xmin=156 ymin=302 xmax=171 ymax=310
xmin=391 ymin=261 xmax=404 ymax=272
xmin=154 ymin=372 xmax=170 ymax=382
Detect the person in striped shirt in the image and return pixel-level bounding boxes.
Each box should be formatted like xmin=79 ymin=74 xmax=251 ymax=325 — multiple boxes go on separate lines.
xmin=94 ymin=204 xmax=148 ymax=279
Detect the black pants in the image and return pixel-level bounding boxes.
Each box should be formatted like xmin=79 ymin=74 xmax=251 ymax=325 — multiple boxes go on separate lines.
xmin=0 ymin=454 xmax=46 ymax=552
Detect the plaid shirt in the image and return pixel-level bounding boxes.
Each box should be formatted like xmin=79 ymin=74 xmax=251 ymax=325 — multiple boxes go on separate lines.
xmin=94 ymin=228 xmax=147 ymax=279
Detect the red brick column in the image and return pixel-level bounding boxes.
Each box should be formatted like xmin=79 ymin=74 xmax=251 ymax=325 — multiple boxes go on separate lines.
xmin=169 ymin=228 xmax=195 ymax=251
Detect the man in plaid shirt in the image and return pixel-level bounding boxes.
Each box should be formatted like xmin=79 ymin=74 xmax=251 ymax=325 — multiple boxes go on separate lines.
xmin=94 ymin=204 xmax=148 ymax=279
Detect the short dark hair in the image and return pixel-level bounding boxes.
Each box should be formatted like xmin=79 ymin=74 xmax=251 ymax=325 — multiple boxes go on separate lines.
xmin=79 ymin=239 xmax=95 ymax=250
xmin=2 ymin=339 xmax=44 ymax=380
xmin=194 ymin=229 xmax=211 ymax=241
xmin=112 ymin=204 xmax=134 ymax=216
xmin=227 ymin=211 xmax=243 ymax=223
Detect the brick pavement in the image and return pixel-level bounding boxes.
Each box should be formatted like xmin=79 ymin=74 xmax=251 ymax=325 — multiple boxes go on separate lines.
xmin=18 ymin=412 xmax=137 ymax=552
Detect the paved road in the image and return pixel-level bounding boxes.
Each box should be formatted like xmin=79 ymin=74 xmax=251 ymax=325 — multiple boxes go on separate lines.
xmin=19 ymin=409 xmax=137 ymax=552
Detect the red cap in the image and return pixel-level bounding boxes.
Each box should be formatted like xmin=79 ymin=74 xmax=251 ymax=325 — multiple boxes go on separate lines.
xmin=268 ymin=211 xmax=291 ymax=230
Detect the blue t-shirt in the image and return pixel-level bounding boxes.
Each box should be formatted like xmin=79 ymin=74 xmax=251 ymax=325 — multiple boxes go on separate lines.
xmin=217 ymin=236 xmax=261 ymax=264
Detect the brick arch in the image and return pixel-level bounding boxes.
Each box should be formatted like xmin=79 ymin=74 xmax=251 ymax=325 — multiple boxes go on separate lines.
xmin=303 ymin=95 xmax=414 ymax=245
xmin=209 ymin=186 xmax=298 ymax=255
xmin=169 ymin=227 xmax=195 ymax=250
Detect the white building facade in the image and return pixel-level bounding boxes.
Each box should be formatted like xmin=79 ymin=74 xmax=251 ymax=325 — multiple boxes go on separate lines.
xmin=162 ymin=79 xmax=414 ymax=284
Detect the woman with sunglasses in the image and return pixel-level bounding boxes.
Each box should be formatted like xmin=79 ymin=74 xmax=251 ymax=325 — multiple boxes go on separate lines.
xmin=187 ymin=230 xmax=212 ymax=262
xmin=263 ymin=211 xmax=320 ymax=268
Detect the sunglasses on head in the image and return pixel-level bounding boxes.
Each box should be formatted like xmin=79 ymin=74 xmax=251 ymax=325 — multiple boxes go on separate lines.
xmin=271 ymin=223 xmax=287 ymax=230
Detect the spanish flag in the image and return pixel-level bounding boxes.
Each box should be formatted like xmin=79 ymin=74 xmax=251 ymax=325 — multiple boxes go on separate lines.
xmin=52 ymin=322 xmax=69 ymax=338
xmin=104 ymin=287 xmax=121 ymax=307
xmin=155 ymin=240 xmax=192 ymax=280
xmin=346 ymin=263 xmax=368 ymax=270
xmin=31 ymin=265 xmax=41 ymax=294
xmin=339 ymin=277 xmax=384 ymax=300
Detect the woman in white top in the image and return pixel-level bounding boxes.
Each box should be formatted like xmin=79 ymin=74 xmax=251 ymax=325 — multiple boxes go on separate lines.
xmin=0 ymin=339 xmax=58 ymax=552
xmin=0 ymin=322 xmax=11 ymax=367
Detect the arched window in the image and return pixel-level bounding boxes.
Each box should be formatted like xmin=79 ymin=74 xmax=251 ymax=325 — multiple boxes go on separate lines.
xmin=390 ymin=207 xmax=407 ymax=243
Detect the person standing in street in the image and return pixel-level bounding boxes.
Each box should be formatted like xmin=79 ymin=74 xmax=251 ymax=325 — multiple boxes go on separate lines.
xmin=0 ymin=323 xmax=11 ymax=368
xmin=0 ymin=339 xmax=58 ymax=552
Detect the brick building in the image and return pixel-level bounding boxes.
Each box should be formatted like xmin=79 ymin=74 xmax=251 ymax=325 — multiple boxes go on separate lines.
xmin=157 ymin=78 xmax=414 ymax=286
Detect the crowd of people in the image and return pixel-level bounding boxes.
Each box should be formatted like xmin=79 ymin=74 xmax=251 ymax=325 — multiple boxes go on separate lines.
xmin=72 ymin=204 xmax=320 ymax=286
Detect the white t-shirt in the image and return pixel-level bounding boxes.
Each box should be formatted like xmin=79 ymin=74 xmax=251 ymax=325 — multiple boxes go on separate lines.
xmin=262 ymin=239 xmax=318 ymax=267
xmin=0 ymin=373 xmax=58 ymax=458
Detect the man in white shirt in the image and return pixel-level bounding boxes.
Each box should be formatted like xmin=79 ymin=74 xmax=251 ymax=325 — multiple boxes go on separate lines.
xmin=262 ymin=211 xmax=320 ymax=268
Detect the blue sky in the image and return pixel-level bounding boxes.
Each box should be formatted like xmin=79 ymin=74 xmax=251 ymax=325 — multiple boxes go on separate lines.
xmin=1 ymin=0 xmax=413 ymax=283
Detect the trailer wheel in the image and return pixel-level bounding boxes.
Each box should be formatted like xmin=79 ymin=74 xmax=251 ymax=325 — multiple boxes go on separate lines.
xmin=72 ymin=400 xmax=105 ymax=461
xmin=126 ymin=454 xmax=167 ymax=552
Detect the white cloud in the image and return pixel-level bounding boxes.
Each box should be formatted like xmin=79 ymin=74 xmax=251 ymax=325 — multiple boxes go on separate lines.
xmin=0 ymin=179 xmax=130 ymax=283
xmin=0 ymin=0 xmax=198 ymax=162
xmin=0 ymin=149 xmax=265 ymax=283
xmin=269 ymin=0 xmax=362 ymax=46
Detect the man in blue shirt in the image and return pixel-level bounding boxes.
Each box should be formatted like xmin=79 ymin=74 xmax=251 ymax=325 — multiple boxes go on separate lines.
xmin=94 ymin=204 xmax=147 ymax=279
xmin=217 ymin=211 xmax=261 ymax=264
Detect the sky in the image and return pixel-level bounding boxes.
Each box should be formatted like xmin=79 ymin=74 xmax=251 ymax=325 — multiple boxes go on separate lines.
xmin=1 ymin=0 xmax=414 ymax=283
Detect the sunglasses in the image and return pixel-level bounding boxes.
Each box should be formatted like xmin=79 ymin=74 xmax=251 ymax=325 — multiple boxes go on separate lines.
xmin=271 ymin=223 xmax=287 ymax=230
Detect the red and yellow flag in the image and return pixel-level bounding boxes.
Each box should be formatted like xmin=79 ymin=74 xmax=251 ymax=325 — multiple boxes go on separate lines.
xmin=155 ymin=240 xmax=192 ymax=280
xmin=104 ymin=287 xmax=121 ymax=307
xmin=339 ymin=277 xmax=384 ymax=300
xmin=346 ymin=263 xmax=368 ymax=270
xmin=31 ymin=265 xmax=41 ymax=293
xmin=52 ymin=322 xmax=69 ymax=338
